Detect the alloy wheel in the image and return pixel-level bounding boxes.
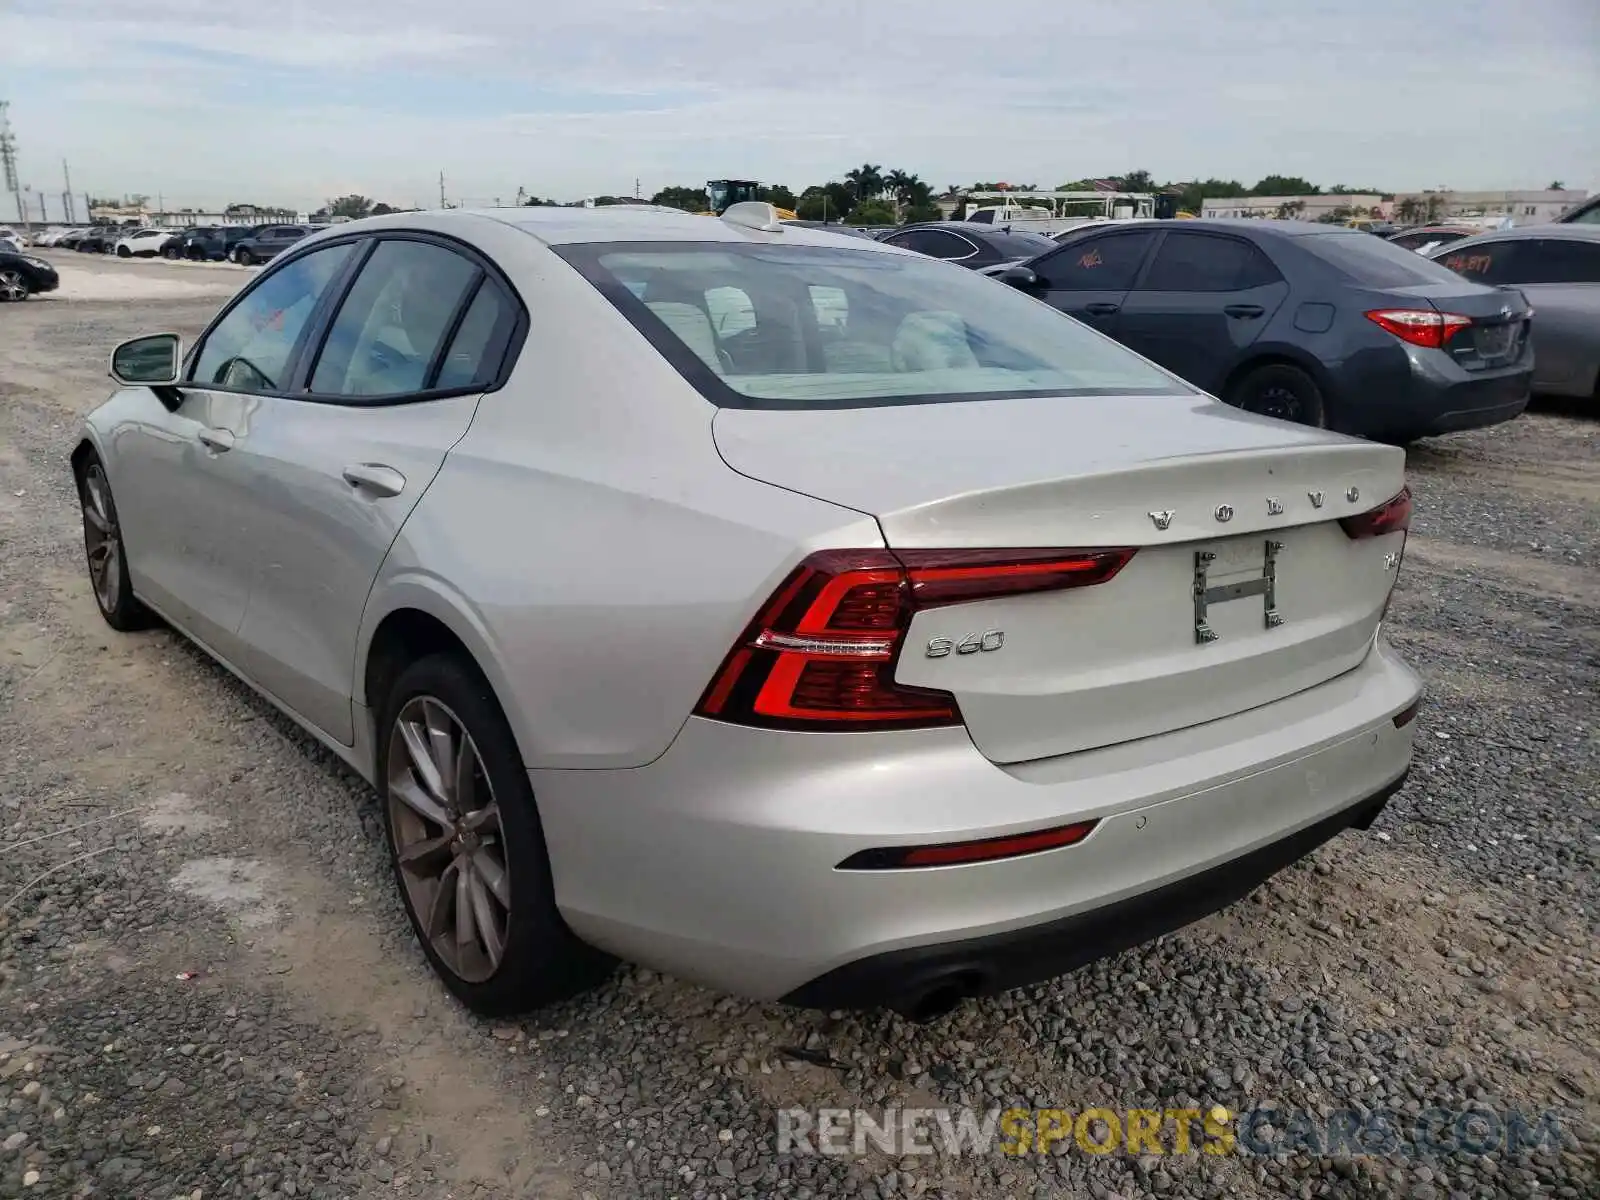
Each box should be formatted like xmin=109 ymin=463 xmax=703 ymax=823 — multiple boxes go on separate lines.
xmin=81 ymin=465 xmax=121 ymax=612
xmin=386 ymin=696 xmax=511 ymax=984
xmin=1247 ymin=384 xmax=1303 ymax=423
xmin=0 ymin=269 xmax=29 ymax=301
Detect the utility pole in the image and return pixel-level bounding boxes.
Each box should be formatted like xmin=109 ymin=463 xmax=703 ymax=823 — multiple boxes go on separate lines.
xmin=438 ymin=171 xmax=446 ymax=209
xmin=62 ymin=159 xmax=75 ymax=223
xmin=0 ymin=101 xmax=24 ymax=229
xmin=635 ymin=177 xmax=641 ymax=199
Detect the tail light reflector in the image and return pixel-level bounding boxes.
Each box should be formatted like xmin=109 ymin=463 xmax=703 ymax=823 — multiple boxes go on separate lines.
xmin=837 ymin=819 xmax=1099 ymax=870
xmin=696 ymin=546 xmax=1134 ymax=730
xmin=1365 ymin=308 xmax=1472 ymax=349
xmin=1340 ymin=486 xmax=1412 ymax=539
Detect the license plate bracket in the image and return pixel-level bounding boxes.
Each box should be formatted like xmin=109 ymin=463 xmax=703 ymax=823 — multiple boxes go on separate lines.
xmin=1193 ymin=539 xmax=1284 ymax=644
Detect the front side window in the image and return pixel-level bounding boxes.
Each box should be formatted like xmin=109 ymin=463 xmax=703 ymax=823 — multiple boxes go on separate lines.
xmin=191 ymin=242 xmax=356 ymax=392
xmin=309 ymin=238 xmax=481 ymax=397
xmin=558 ymin=241 xmax=1185 ymax=410
xmin=1491 ymin=239 xmax=1600 ymax=284
xmin=1140 ymin=234 xmax=1280 ymax=291
xmin=1035 ymin=231 xmax=1156 ymax=290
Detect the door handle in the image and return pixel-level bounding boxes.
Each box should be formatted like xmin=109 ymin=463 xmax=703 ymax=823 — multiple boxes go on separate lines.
xmin=1084 ymin=302 xmax=1121 ymax=316
xmin=1224 ymin=304 xmax=1265 ymax=319
xmin=341 ymin=463 xmax=406 ymax=498
xmin=196 ymin=428 xmax=234 ymax=453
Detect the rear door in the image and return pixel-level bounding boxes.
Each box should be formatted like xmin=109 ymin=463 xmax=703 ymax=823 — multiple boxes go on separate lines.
xmin=229 ymin=234 xmax=522 ymax=744
xmin=1115 ymin=231 xmax=1289 ymax=392
xmin=1029 ymin=229 xmax=1157 ymax=334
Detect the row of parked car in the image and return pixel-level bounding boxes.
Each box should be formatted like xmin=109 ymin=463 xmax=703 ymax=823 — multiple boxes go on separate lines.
xmin=29 ymin=222 xmax=323 ymax=265
xmin=863 ymin=212 xmax=1598 ymax=436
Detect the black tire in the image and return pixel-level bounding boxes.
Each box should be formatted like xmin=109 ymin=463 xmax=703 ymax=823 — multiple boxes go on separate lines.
xmin=376 ymin=652 xmax=614 ymax=1015
xmin=75 ymin=456 xmax=155 ymax=632
xmin=1225 ymin=363 xmax=1327 ymax=427
xmin=233 ymin=248 xmax=253 ymax=265
xmin=0 ymin=268 xmax=32 ymax=302
xmin=116 ymin=245 xmax=132 ymax=258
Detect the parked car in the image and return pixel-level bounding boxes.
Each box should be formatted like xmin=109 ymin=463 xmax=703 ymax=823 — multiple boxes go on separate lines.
xmin=115 ymin=228 xmax=178 ymax=258
xmin=1427 ymin=224 xmax=1600 ymax=400
xmin=30 ymin=227 xmax=72 ymax=247
xmin=173 ymin=225 xmax=258 ymax=261
xmin=780 ymin=220 xmax=879 ymax=240
xmin=1388 ymin=226 xmax=1478 ymax=255
xmin=0 ymin=247 xmax=60 ymax=300
xmin=75 ymin=205 xmax=1421 ymax=1018
xmin=55 ymin=228 xmax=93 ymax=250
xmin=75 ymin=226 xmax=124 ymax=254
xmin=1557 ymin=195 xmax=1599 ymax=224
xmin=229 ymin=224 xmax=311 ymax=264
xmin=998 ymin=219 xmax=1532 ymax=442
xmin=0 ymin=227 xmax=24 ymax=253
xmin=878 ymin=221 xmax=1057 ymax=270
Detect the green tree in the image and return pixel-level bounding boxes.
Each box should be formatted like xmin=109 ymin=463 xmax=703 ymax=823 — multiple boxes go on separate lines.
xmin=1548 ymin=180 xmax=1565 ymax=190
xmin=848 ymin=199 xmax=898 ymax=226
xmin=1395 ymin=197 xmax=1422 ymax=224
xmin=327 ymin=194 xmax=375 ymax=220
xmin=845 ymin=163 xmax=885 ymax=202
xmin=757 ymin=184 xmax=798 ymax=211
xmin=650 ymin=185 xmax=709 ymax=212
xmin=903 ymin=199 xmax=943 ymax=223
xmin=1251 ymin=175 xmax=1319 ymax=196
xmin=796 ymin=182 xmax=856 ymax=222
xmin=1116 ymin=170 xmax=1155 ymax=193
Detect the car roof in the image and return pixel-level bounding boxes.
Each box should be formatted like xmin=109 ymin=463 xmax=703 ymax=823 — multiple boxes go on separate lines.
xmin=1434 ymin=223 xmax=1600 ymax=251
xmin=310 ymin=206 xmax=909 ymax=253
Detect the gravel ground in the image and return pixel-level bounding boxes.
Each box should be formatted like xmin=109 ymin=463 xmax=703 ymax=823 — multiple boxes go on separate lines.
xmin=0 ymin=282 xmax=1595 ymax=1200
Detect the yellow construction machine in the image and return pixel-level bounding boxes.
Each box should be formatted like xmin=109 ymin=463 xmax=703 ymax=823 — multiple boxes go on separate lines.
xmin=701 ymin=180 xmax=797 ymax=220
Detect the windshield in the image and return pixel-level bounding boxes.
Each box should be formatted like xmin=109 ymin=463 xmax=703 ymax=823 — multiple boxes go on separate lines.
xmin=1300 ymin=231 xmax=1470 ymax=288
xmin=557 ymin=241 xmax=1187 ymax=409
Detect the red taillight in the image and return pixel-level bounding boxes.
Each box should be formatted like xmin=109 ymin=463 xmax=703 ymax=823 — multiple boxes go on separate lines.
xmin=1340 ymin=486 xmax=1412 ymax=539
xmin=696 ymin=546 xmax=1135 ymax=730
xmin=1365 ymin=308 xmax=1473 ymax=349
xmin=836 ymin=819 xmax=1099 ymax=870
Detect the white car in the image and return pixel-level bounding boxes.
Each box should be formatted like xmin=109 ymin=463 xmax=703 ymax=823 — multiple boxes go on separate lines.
xmin=74 ymin=203 xmax=1423 ymax=1018
xmin=0 ymin=228 xmax=25 ymax=253
xmin=114 ymin=228 xmax=177 ymax=258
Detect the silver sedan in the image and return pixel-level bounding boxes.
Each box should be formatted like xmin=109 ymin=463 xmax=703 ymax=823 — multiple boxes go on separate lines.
xmin=75 ymin=204 xmax=1422 ymax=1018
xmin=1427 ymin=223 xmax=1600 ymax=400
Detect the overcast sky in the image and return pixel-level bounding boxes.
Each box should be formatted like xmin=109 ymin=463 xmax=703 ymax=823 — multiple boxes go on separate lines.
xmin=3 ymin=0 xmax=1597 ymax=214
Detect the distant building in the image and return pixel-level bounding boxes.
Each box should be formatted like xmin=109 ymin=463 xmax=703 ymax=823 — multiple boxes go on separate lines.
xmin=87 ymin=201 xmax=306 ymax=227
xmin=1201 ymin=194 xmax=1388 ymax=221
xmin=1389 ymin=189 xmax=1588 ymax=227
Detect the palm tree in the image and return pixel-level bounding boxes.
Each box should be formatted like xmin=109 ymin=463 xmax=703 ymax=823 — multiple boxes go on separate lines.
xmin=885 ymin=169 xmax=922 ymax=220
xmin=845 ymin=163 xmax=884 ymax=204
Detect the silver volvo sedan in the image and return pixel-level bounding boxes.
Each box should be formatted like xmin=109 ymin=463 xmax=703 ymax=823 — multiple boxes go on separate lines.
xmin=74 ymin=203 xmax=1422 ymax=1020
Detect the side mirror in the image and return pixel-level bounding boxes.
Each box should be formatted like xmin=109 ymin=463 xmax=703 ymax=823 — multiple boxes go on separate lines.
xmin=110 ymin=333 xmax=181 ymax=387
xmin=998 ymin=265 xmax=1040 ymax=289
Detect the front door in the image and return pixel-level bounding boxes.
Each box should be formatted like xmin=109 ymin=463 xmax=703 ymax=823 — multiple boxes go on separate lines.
xmin=230 ymin=236 xmax=517 ymax=743
xmin=1031 ymin=229 xmax=1157 ymax=335
xmin=114 ymin=240 xmax=360 ymax=656
xmin=1114 ymin=231 xmax=1289 ymax=392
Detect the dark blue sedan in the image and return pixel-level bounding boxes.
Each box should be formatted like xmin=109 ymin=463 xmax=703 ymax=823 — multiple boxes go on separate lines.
xmin=999 ymin=219 xmax=1533 ymax=442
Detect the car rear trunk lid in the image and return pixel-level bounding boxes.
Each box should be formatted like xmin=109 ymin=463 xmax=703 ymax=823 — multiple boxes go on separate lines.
xmin=1381 ymin=282 xmax=1533 ymax=370
xmin=714 ymin=394 xmax=1407 ymax=763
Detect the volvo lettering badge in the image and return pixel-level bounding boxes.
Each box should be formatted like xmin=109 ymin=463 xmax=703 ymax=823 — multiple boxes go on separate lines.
xmin=1148 ymin=509 xmax=1175 ymax=531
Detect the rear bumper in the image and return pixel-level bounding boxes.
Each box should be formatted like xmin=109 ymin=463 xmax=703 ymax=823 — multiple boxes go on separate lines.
xmin=1341 ymin=344 xmax=1531 ymax=439
xmin=785 ymin=772 xmax=1404 ymax=1011
xmin=534 ymin=639 xmax=1422 ymax=1004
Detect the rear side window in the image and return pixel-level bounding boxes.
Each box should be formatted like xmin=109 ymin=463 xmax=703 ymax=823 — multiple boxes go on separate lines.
xmin=886 ymin=229 xmax=976 ymax=259
xmin=434 ymin=281 xmax=514 ymax=391
xmin=1437 ymin=242 xmax=1514 ymax=283
xmin=310 ymin=239 xmax=481 ymax=397
xmin=191 ymin=242 xmax=356 ymax=392
xmin=1141 ymin=234 xmax=1280 ymax=291
xmin=1035 ymin=231 xmax=1155 ymax=290
xmin=1300 ymin=232 xmax=1468 ymax=288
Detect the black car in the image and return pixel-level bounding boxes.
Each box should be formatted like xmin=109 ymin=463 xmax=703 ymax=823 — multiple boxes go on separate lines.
xmin=0 ymin=248 xmax=60 ymax=301
xmin=877 ymin=221 xmax=1057 ymax=270
xmin=74 ymin=226 xmax=124 ymax=254
xmin=229 ymin=224 xmax=311 ymax=265
xmin=178 ymin=225 xmax=263 ymax=261
xmin=161 ymin=226 xmax=219 ymax=259
xmin=781 ymin=220 xmax=880 ymax=240
xmin=998 ymin=219 xmax=1532 ymax=442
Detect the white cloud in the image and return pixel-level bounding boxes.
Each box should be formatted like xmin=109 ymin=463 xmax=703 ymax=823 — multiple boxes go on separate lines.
xmin=2 ymin=0 xmax=1596 ymax=212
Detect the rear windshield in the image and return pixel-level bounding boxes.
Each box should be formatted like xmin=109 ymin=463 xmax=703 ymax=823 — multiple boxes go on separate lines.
xmin=1300 ymin=232 xmax=1470 ymax=288
xmin=555 ymin=241 xmax=1185 ymax=409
